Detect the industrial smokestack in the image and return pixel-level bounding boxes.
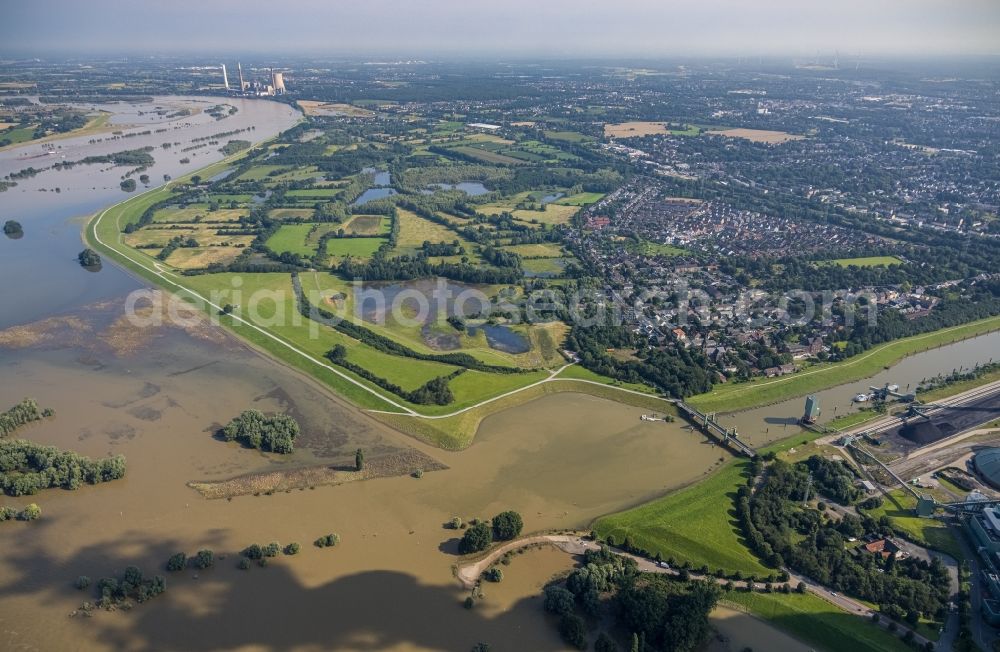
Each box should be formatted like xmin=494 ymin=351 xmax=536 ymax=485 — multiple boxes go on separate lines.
xmin=222 ymin=64 xmax=229 ymax=91
xmin=237 ymin=62 xmax=245 ymax=91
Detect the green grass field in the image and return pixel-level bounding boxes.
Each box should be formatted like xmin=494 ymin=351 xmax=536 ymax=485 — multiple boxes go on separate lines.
xmin=269 ymin=208 xmax=315 ymax=220
xmin=637 ymin=240 xmax=687 ymax=256
xmin=342 ymin=214 xmax=389 ymax=236
xmin=266 ymin=224 xmax=317 ymax=257
xmin=556 ymin=192 xmax=604 ymax=206
xmin=503 ymin=243 xmax=564 ymax=258
xmin=522 ymin=258 xmax=568 ymax=276
xmin=593 ymin=461 xmax=771 ymax=575
xmin=822 ymin=256 xmax=904 ymax=268
xmin=447 ymin=146 xmax=523 ymax=165
xmin=286 ymin=188 xmax=342 ymax=198
xmin=0 ymin=124 xmax=38 ymax=145
xmin=859 ymin=490 xmax=962 ymax=560
xmin=325 ymin=237 xmax=385 ymax=259
xmin=688 ymin=315 xmax=1000 ymax=414
xmin=722 ymin=591 xmax=913 ymax=652
xmin=510 ymin=204 xmax=579 ymax=226
xmin=543 ymin=130 xmax=591 ymax=143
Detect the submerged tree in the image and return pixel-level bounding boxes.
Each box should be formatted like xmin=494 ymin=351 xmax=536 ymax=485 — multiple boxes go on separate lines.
xmin=77 ymin=248 xmax=101 ymax=268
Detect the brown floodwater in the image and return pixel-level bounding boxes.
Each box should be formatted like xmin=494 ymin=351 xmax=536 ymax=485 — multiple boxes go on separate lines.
xmin=0 ymin=299 xmax=745 ymax=652
xmin=2 ymin=300 xmax=996 ymax=650
xmin=707 ymin=606 xmax=812 ymax=652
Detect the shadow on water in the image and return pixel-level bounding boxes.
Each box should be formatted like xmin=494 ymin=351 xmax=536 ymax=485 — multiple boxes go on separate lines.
xmin=0 ymin=522 xmax=564 ymax=652
xmin=438 ymin=537 xmax=462 ymax=556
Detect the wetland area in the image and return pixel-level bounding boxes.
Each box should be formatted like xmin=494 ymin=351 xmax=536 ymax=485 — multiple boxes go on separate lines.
xmin=2 ymin=96 xmax=997 ymax=652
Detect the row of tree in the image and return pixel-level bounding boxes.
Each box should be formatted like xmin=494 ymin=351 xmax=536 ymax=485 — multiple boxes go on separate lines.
xmin=0 ymin=398 xmax=51 ymax=437
xmin=0 ymin=439 xmax=126 ymax=496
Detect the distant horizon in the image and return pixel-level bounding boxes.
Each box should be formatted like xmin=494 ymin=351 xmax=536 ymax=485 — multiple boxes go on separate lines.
xmin=2 ymin=0 xmax=998 ymax=59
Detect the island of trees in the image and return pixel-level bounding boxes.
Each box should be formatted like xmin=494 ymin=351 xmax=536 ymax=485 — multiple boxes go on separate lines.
xmin=2 ymin=220 xmax=22 ymax=237
xmin=77 ymin=248 xmax=101 ymax=267
xmin=458 ymin=510 xmax=524 ymax=554
xmin=0 ymin=439 xmax=126 ymax=496
xmin=219 ymin=410 xmax=300 ymax=454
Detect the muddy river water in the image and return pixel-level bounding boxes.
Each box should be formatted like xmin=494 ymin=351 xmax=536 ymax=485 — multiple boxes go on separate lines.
xmin=0 ymin=97 xmax=997 ymax=651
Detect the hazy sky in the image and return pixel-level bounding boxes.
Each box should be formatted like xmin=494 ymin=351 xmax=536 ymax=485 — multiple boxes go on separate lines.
xmin=3 ymin=0 xmax=999 ymax=58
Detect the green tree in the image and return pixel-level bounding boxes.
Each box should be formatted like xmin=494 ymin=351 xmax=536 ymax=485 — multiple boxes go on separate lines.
xmin=483 ymin=567 xmax=503 ymax=582
xmin=491 ymin=510 xmax=523 ymax=541
xmin=166 ymin=552 xmax=187 ymax=571
xmin=18 ymin=503 xmax=41 ymax=521
xmin=595 ymin=632 xmax=619 ymax=652
xmin=459 ymin=521 xmax=492 ymax=554
xmin=77 ymin=248 xmax=101 ymax=267
xmin=355 ymin=448 xmax=365 ymax=471
xmin=193 ymin=549 xmax=214 ymax=569
xmin=543 ymin=585 xmax=576 ymax=616
xmin=559 ymin=613 xmax=587 ymax=650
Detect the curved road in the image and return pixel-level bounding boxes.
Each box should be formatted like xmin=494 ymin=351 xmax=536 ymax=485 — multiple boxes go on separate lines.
xmin=456 ymin=534 xmax=934 ymax=648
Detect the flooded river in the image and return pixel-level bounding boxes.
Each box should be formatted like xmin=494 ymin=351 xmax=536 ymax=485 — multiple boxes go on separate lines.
xmin=1 ymin=97 xmax=998 ymax=651
xmin=0 ymin=96 xmax=301 ymax=329
xmin=718 ymin=330 xmax=1000 ymax=447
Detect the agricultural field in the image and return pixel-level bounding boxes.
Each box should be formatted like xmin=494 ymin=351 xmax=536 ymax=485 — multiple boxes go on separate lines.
xmin=325 ymin=237 xmax=385 ymax=260
xmin=447 ymin=145 xmax=523 ymax=165
xmin=266 ymin=224 xmax=320 ymax=257
xmin=84 ymin=101 xmax=660 ymax=446
xmin=604 ymin=121 xmax=700 ymax=138
xmin=166 ymin=246 xmax=246 ymax=270
xmin=286 ymin=188 xmax=342 ymax=198
xmin=151 ymin=205 xmax=246 ymax=223
xmin=342 ymin=214 xmax=389 ymax=235
xmin=268 ymin=208 xmax=316 ymax=220
xmin=297 ymin=100 xmax=375 ymax=118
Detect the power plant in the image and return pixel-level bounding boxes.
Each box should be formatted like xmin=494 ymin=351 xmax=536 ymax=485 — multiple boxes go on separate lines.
xmin=221 ymin=61 xmax=288 ymax=97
